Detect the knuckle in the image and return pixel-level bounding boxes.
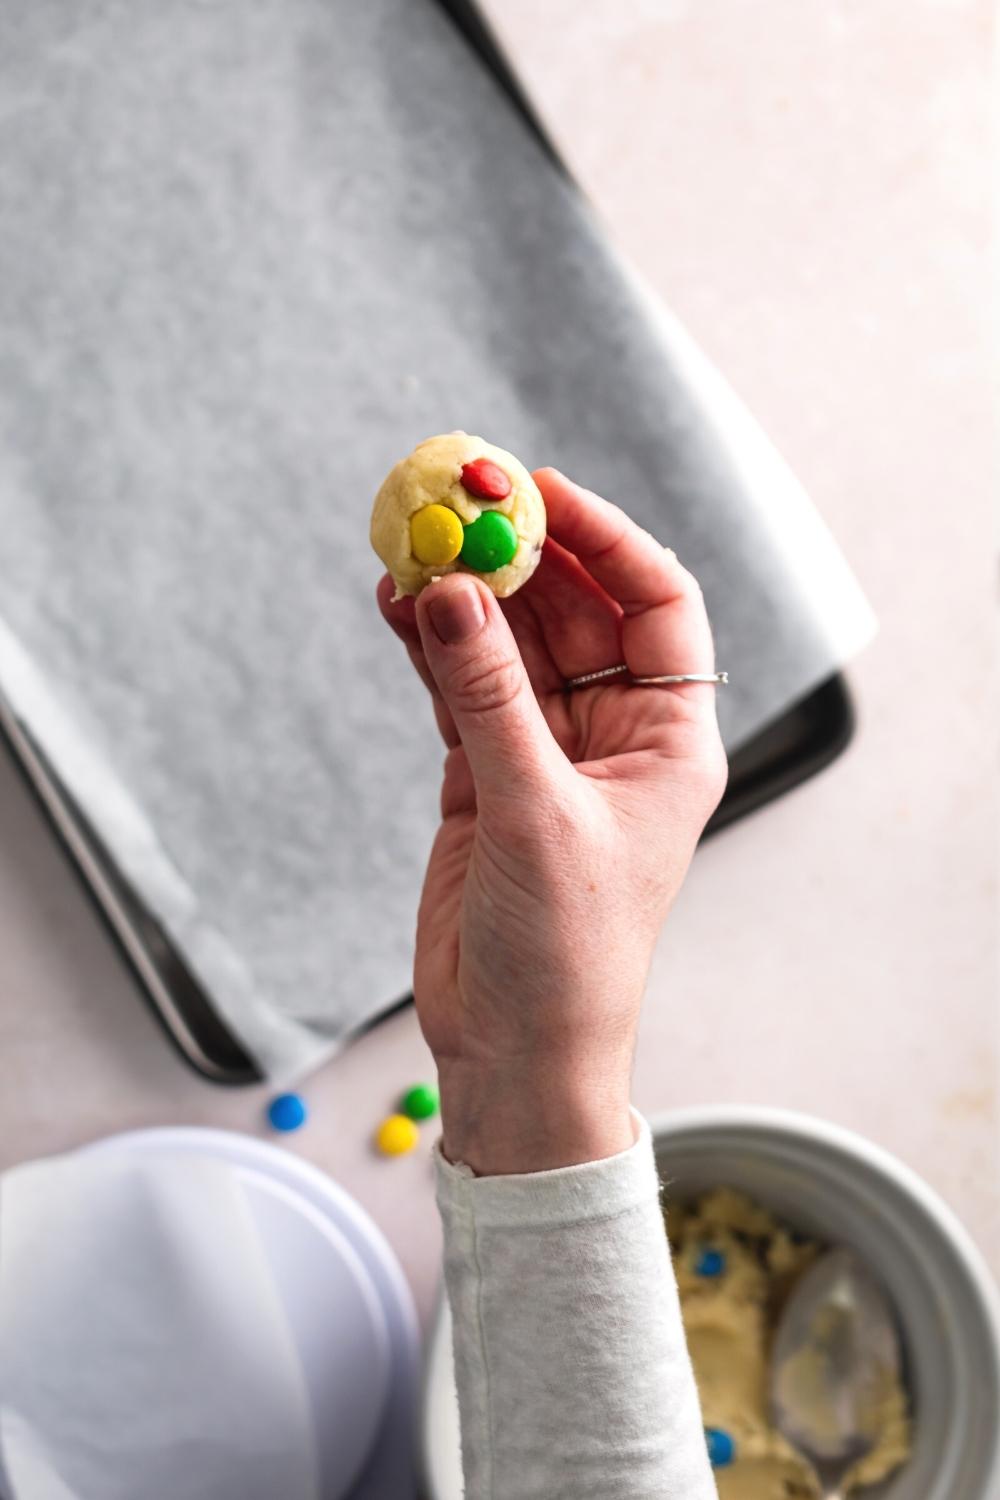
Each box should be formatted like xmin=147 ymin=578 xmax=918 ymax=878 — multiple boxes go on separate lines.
xmin=447 ymin=650 xmax=523 ymax=716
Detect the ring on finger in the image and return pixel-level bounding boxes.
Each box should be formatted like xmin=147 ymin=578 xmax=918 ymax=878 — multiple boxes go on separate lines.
xmin=565 ymin=664 xmax=728 ymax=691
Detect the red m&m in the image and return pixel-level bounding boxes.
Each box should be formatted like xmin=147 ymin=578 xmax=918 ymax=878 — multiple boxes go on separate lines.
xmin=460 ymin=458 xmax=512 ymax=501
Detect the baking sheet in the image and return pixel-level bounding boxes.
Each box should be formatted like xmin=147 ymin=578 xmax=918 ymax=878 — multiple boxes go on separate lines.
xmin=0 ymin=0 xmax=875 ymax=1078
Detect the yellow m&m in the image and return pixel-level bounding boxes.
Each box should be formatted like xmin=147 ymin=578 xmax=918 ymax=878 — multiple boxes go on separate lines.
xmin=375 ymin=1113 xmax=420 ymax=1156
xmin=410 ymin=503 xmax=464 ymax=566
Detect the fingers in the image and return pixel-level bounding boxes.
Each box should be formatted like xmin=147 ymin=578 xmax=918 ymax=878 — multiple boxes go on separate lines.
xmin=533 ymin=468 xmax=716 ymax=685
xmin=376 ymin=575 xmax=459 ymax=748
xmin=413 ymin=573 xmax=568 ymax=808
xmin=519 ymin=537 xmax=624 ymax=681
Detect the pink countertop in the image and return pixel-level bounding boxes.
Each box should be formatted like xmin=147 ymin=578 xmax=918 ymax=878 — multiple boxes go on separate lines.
xmin=1 ymin=0 xmax=995 ymax=1331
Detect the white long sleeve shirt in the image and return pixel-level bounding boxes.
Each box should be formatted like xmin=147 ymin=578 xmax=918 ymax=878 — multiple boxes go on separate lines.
xmin=434 ymin=1111 xmax=718 ymax=1500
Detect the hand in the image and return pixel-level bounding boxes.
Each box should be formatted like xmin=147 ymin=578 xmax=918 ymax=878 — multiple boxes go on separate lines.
xmin=377 ymin=468 xmax=727 ymax=1174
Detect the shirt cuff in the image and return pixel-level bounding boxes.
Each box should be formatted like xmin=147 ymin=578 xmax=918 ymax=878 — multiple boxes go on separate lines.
xmin=433 ymin=1107 xmax=660 ymax=1232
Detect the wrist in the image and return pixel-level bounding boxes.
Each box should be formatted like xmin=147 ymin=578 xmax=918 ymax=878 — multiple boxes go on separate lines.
xmin=437 ymin=1054 xmax=635 ymax=1175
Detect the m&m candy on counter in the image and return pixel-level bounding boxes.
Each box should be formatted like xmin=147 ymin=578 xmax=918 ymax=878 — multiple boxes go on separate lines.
xmin=267 ymin=1092 xmax=308 ymax=1133
xmin=401 ymin=1082 xmax=439 ymax=1121
xmin=375 ymin=1113 xmax=420 ymax=1157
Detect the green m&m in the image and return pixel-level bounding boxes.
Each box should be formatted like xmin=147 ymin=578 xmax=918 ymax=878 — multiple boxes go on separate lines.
xmin=401 ymin=1082 xmax=440 ymax=1121
xmin=460 ymin=510 xmax=518 ymax=573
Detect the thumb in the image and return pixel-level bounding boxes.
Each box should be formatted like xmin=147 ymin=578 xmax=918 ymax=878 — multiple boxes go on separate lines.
xmin=415 ymin=574 xmax=563 ymax=803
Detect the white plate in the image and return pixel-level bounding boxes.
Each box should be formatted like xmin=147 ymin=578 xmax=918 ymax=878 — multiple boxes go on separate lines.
xmin=232 ymin=1163 xmax=391 ymax=1498
xmin=84 ymin=1128 xmax=421 ymax=1500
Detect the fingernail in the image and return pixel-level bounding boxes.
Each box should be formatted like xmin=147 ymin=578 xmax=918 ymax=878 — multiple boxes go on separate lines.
xmin=426 ymin=584 xmax=486 ymax=644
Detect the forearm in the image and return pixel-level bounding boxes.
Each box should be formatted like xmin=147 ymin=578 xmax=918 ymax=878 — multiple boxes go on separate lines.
xmin=434 ymin=1110 xmax=717 ymax=1500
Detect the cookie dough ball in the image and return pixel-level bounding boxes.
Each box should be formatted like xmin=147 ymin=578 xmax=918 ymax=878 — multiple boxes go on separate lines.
xmin=370 ymin=432 xmax=546 ymax=599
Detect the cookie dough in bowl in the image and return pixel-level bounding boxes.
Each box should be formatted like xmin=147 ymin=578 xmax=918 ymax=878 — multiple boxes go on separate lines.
xmin=370 ymin=432 xmax=546 ymax=599
xmin=668 ymin=1188 xmax=911 ymax=1498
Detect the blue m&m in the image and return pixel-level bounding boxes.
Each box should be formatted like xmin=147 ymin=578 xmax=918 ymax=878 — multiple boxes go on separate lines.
xmin=705 ymin=1427 xmax=736 ymax=1468
xmin=267 ymin=1092 xmax=308 ymax=1132
xmin=694 ymin=1246 xmax=727 ymax=1278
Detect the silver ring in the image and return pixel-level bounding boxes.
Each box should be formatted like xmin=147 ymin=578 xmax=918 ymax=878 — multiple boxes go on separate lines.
xmin=565 ymin=664 xmax=631 ymax=688
xmin=565 ymin=664 xmax=727 ymax=691
xmin=632 ymin=672 xmax=728 ymax=686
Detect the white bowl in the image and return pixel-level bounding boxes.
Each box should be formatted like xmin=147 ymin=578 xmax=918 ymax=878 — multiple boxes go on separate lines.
xmin=422 ymin=1106 xmax=1000 ymax=1500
